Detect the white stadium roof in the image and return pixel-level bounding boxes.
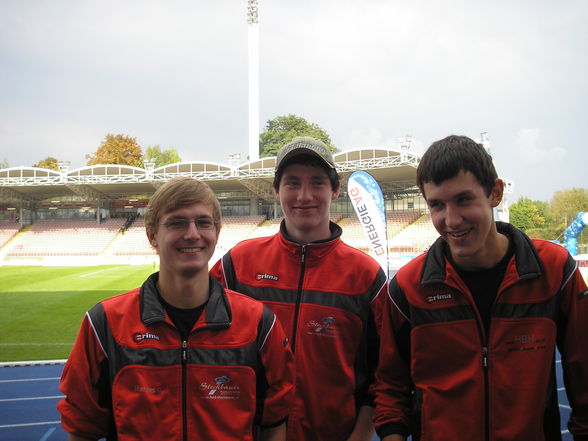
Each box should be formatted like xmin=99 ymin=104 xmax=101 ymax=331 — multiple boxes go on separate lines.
xmin=0 ymin=148 xmax=422 ymax=205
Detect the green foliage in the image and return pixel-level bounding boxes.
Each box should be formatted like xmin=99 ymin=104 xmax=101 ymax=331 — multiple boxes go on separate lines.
xmin=86 ymin=133 xmax=144 ymax=167
xmin=0 ymin=265 xmax=153 ymax=361
xmin=550 ymin=188 xmax=588 ymax=227
xmin=33 ymin=156 xmax=60 ymax=171
xmin=144 ymin=145 xmax=182 ymax=167
xmin=510 ymin=197 xmax=547 ymax=232
xmin=259 ymin=114 xmax=337 ymax=157
xmin=512 ymin=189 xmax=588 ymax=243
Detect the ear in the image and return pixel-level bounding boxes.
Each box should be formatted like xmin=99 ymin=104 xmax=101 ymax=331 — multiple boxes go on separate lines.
xmin=331 ymin=185 xmax=341 ymax=201
xmin=146 ymin=229 xmax=158 ymax=249
xmin=489 ymin=179 xmax=504 ymax=208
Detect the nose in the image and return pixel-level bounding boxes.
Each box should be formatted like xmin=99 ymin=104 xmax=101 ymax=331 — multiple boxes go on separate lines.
xmin=445 ymin=204 xmax=462 ymax=228
xmin=183 ymin=220 xmax=201 ymax=240
xmin=297 ymin=183 xmax=313 ymax=203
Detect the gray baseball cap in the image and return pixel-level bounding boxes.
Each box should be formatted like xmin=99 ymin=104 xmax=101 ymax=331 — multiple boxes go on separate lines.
xmin=275 ymin=136 xmax=336 ymax=172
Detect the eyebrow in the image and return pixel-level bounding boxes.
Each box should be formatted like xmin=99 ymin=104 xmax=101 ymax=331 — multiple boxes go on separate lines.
xmin=427 ymin=190 xmax=473 ymax=203
xmin=164 ymin=215 xmax=213 ymax=221
xmin=283 ymin=174 xmax=328 ymax=180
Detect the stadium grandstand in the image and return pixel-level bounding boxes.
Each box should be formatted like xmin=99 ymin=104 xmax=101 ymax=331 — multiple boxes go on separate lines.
xmin=0 ymin=147 xmax=514 ymax=273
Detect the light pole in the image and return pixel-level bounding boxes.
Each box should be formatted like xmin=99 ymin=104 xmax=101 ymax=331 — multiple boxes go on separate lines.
xmin=247 ymin=0 xmax=260 ymax=161
xmin=397 ymin=135 xmax=412 ymax=162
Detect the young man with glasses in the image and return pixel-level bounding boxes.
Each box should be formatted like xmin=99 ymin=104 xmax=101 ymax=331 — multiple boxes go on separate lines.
xmin=58 ymin=177 xmax=295 ymax=441
xmin=211 ymin=137 xmax=388 ymax=441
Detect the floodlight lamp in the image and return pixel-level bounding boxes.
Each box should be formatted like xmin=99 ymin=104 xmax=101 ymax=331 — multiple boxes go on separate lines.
xmin=247 ymin=0 xmax=259 ymax=24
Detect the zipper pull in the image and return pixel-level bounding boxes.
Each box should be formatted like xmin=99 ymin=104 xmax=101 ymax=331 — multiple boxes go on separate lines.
xmin=301 ymin=245 xmax=307 ymax=263
xmin=482 ymin=346 xmax=488 ymax=368
xmin=182 ymin=340 xmax=188 ymax=363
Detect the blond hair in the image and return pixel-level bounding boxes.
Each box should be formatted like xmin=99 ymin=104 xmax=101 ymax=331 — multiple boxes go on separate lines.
xmin=145 ymin=177 xmax=221 ymax=235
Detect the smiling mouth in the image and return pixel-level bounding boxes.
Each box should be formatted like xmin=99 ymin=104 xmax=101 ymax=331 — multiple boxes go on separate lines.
xmin=178 ymin=247 xmax=204 ymax=253
xmin=447 ymin=228 xmax=472 ymax=238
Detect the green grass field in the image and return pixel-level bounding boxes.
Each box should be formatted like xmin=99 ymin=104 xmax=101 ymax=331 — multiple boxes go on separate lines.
xmin=0 ymin=265 xmax=156 ymax=362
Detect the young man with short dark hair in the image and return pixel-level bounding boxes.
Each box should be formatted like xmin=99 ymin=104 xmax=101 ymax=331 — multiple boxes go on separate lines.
xmin=59 ymin=177 xmax=294 ymax=441
xmin=373 ymin=135 xmax=588 ymax=441
xmin=211 ymin=137 xmax=387 ymax=441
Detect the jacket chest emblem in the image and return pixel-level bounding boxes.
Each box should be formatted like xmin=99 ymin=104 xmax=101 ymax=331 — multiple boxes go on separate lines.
xmin=199 ymin=375 xmax=241 ymax=400
xmin=306 ymin=316 xmax=338 ymax=338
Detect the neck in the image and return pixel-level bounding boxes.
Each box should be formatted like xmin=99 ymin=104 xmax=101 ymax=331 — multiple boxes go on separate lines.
xmin=453 ymin=231 xmax=510 ymax=271
xmin=284 ymin=219 xmax=332 ymax=244
xmin=157 ymin=269 xmax=210 ymax=309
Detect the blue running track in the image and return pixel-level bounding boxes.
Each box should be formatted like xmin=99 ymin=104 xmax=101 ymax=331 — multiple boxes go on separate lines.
xmin=0 ymin=359 xmax=573 ymax=441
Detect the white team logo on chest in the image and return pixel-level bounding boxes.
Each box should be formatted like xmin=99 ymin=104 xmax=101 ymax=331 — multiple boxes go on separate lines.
xmin=306 ymin=316 xmax=338 ymax=338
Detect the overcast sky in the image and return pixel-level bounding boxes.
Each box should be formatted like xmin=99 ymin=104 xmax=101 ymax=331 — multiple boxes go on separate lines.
xmin=1 ymin=0 xmax=586 ymax=203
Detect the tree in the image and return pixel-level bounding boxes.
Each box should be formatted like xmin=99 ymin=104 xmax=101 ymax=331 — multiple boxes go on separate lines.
xmin=86 ymin=134 xmax=143 ymax=167
xmin=33 ymin=157 xmax=60 ymax=171
xmin=510 ymin=197 xmax=547 ymax=232
xmin=549 ymin=188 xmax=588 ymax=227
xmin=144 ymin=145 xmax=182 ymax=167
xmin=259 ymin=114 xmax=337 ymax=157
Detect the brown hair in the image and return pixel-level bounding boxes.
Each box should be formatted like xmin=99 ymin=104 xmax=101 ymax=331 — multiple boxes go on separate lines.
xmin=145 ymin=177 xmax=222 ymax=235
xmin=417 ymin=135 xmax=498 ymax=197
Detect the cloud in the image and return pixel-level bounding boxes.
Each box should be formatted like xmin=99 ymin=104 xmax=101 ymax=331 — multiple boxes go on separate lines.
xmin=0 ymin=114 xmax=103 ymax=168
xmin=515 ymin=128 xmax=567 ymax=163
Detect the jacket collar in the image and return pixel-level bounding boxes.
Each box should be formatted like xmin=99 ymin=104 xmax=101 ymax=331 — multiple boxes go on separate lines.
xmin=421 ymin=222 xmax=542 ymax=286
xmin=278 ymin=219 xmax=342 ymax=261
xmin=140 ymin=272 xmax=232 ymax=329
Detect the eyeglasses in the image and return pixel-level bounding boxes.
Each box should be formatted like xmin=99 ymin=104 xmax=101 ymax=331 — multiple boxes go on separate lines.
xmin=159 ymin=217 xmax=217 ymax=231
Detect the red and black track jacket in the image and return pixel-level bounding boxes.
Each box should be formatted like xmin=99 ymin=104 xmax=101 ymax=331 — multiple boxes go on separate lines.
xmin=210 ymin=222 xmax=388 ymax=441
xmin=58 ymin=273 xmax=294 ymax=441
xmin=374 ymin=222 xmax=588 ymax=441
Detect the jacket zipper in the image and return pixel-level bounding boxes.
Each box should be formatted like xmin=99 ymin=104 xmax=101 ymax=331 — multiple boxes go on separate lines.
xmin=181 ymin=339 xmax=188 ymax=441
xmin=482 ymin=345 xmax=490 ymax=441
xmin=455 ymin=284 xmax=491 ymax=441
xmin=290 ymin=244 xmax=307 ymax=352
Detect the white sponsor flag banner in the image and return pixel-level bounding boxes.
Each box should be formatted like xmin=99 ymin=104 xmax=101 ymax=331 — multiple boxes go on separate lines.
xmin=347 ymin=171 xmax=388 ymax=272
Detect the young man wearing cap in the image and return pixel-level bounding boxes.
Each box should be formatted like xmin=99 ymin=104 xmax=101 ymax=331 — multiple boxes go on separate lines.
xmin=58 ymin=177 xmax=295 ymax=441
xmin=373 ymin=135 xmax=588 ymax=441
xmin=211 ymin=137 xmax=388 ymax=441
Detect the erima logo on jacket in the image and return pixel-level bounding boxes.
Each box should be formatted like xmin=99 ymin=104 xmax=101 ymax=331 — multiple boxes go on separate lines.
xmin=256 ymin=273 xmax=278 ymax=281
xmin=426 ymin=291 xmax=454 ymax=303
xmin=134 ymin=332 xmax=160 ymax=342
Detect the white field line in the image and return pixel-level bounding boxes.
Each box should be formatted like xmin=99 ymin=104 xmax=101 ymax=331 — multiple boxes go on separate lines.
xmin=79 ymin=267 xmax=121 ymax=278
xmin=0 ymin=359 xmax=67 ymax=367
xmin=0 ymin=395 xmax=63 ymax=402
xmin=39 ymin=427 xmax=57 ymax=441
xmin=0 ymin=421 xmax=60 ymax=429
xmin=0 ymin=377 xmax=60 ymax=383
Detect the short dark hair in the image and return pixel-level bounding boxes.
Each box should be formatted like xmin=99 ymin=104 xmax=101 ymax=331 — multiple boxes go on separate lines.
xmin=273 ymin=154 xmax=341 ymax=192
xmin=416 ymin=135 xmax=498 ymax=196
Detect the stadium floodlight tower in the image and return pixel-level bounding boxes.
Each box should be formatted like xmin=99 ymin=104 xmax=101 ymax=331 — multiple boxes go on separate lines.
xmin=397 ymin=135 xmax=412 ymax=162
xmin=247 ymin=0 xmax=260 ymax=161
